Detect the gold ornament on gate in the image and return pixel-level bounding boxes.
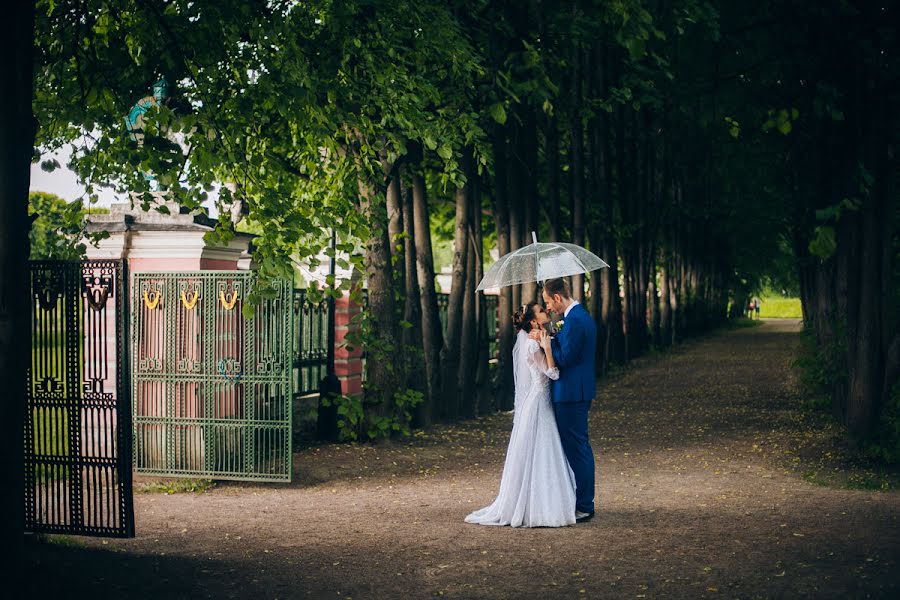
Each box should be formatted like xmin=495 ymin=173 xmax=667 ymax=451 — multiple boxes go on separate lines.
xmin=219 ymin=290 xmax=238 ymax=310
xmin=143 ymin=290 xmax=161 ymax=310
xmin=180 ymin=289 xmax=200 ymax=310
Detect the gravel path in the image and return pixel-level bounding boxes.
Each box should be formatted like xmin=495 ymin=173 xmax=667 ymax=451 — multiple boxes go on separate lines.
xmin=24 ymin=319 xmax=900 ymax=599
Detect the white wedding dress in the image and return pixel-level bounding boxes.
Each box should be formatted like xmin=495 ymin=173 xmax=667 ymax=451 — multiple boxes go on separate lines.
xmin=465 ymin=331 xmax=576 ymax=527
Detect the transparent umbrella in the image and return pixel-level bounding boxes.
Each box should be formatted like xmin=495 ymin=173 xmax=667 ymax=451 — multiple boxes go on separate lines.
xmin=476 ymin=232 xmax=610 ymax=291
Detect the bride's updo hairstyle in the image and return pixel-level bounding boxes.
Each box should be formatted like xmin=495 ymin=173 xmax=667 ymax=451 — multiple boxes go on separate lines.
xmin=512 ymin=302 xmax=540 ymax=333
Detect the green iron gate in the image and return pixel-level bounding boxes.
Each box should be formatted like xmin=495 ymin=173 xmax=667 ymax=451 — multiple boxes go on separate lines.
xmin=131 ymin=272 xmax=293 ymax=481
xmin=25 ymin=260 xmax=135 ymax=537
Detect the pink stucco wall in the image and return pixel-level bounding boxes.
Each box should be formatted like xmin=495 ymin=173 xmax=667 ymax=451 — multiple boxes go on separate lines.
xmin=127 ymin=257 xmax=238 ymax=272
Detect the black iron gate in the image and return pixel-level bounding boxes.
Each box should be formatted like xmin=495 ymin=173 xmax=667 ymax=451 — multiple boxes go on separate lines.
xmin=25 ymin=260 xmax=134 ymax=537
xmin=292 ymin=289 xmax=331 ymax=397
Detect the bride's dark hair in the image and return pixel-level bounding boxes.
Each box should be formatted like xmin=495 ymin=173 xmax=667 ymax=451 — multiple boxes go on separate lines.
xmin=512 ymin=302 xmax=540 ymax=333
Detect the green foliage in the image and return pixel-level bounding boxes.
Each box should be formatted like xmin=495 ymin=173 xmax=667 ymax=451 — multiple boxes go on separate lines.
xmin=762 ymin=108 xmax=798 ymax=136
xmin=28 ymin=191 xmax=87 ymax=259
xmin=793 ymin=323 xmax=847 ymax=413
xmin=323 ymin=387 xmax=423 ymax=442
xmin=387 ymin=388 xmax=425 ymax=436
xmin=135 ymin=478 xmax=216 ymax=494
xmin=323 ymin=393 xmax=365 ymax=442
xmin=864 ymin=383 xmax=900 ymax=466
xmin=32 ymin=0 xmax=891 ymax=445
xmin=34 ymin=0 xmax=485 ymax=286
xmin=809 ymin=197 xmax=862 ymax=260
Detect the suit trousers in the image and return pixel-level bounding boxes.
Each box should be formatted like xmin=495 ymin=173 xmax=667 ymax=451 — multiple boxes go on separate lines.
xmin=553 ymin=400 xmax=595 ymax=514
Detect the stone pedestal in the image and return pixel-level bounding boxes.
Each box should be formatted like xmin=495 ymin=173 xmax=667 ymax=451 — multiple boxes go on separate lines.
xmin=83 ymin=200 xmax=254 ymax=272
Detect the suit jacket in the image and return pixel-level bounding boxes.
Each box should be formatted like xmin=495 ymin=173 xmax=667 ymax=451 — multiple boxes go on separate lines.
xmin=550 ymin=302 xmax=597 ymax=404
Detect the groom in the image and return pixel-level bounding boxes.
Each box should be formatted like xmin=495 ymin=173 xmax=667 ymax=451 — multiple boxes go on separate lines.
xmin=541 ymin=277 xmax=596 ymax=522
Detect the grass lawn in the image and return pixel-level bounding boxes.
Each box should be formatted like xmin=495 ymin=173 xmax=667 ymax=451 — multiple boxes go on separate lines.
xmin=758 ymin=295 xmax=802 ymax=319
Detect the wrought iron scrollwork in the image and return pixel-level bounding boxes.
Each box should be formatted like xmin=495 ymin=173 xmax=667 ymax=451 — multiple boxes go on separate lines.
xmin=217 ymin=358 xmax=243 ymax=382
xmin=26 ymin=259 xmax=134 ymax=538
xmin=132 ymin=272 xmax=292 ymax=482
xmin=217 ymin=280 xmax=241 ymax=310
xmin=82 ymin=269 xmax=115 ymax=312
xmin=32 ymin=266 xmax=64 ymax=311
xmin=178 ymin=280 xmax=201 ymax=311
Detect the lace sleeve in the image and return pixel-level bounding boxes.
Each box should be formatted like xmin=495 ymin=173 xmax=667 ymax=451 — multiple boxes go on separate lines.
xmin=526 ymin=339 xmax=560 ymax=380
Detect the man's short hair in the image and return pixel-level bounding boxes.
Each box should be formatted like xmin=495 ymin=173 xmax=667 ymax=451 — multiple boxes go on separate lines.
xmin=543 ymin=277 xmax=570 ymax=299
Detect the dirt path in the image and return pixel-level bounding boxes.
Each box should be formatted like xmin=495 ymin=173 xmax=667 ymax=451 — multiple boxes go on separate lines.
xmin=24 ymin=319 xmax=900 ymax=599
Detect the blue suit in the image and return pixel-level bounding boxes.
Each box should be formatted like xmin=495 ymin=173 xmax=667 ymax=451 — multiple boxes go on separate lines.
xmin=550 ymin=302 xmax=596 ymax=514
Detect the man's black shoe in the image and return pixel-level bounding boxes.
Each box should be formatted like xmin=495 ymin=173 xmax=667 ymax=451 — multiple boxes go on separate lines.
xmin=575 ymin=511 xmax=594 ymax=523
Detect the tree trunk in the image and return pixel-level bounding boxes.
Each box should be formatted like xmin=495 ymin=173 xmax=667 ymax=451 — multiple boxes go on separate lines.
xmin=620 ymin=107 xmax=646 ymax=359
xmin=521 ymin=107 xmax=539 ymax=303
xmin=1 ymin=0 xmax=34 ymax=549
xmin=356 ymin=158 xmax=400 ymax=418
xmin=601 ymin=235 xmax=623 ymax=371
xmin=649 ymin=270 xmax=660 ymax=348
xmin=599 ymin=50 xmax=623 ymax=370
xmin=589 ymin=237 xmax=602 ymax=321
xmin=586 ymin=41 xmax=605 ymax=327
xmin=545 ymin=114 xmax=561 ymax=241
xmin=615 ymin=101 xmax=632 ymax=359
xmin=401 ymin=180 xmax=425 ymax=424
xmin=884 ymin=334 xmax=900 ymax=418
xmin=508 ymin=118 xmax=524 ymax=311
xmin=846 ymin=117 xmax=888 ymax=438
xmin=493 ymin=127 xmax=515 ymax=410
xmin=412 ymin=170 xmax=442 ymax=424
xmin=386 ymin=172 xmax=404 ymax=298
xmin=659 ymin=254 xmax=672 ymax=347
xmin=473 ymin=175 xmax=492 ymax=416
xmin=588 ymin=225 xmax=603 ymax=370
xmin=570 ymin=46 xmax=586 ymax=303
xmin=459 ymin=170 xmax=478 ymax=419
xmin=441 ymin=156 xmax=472 ymax=421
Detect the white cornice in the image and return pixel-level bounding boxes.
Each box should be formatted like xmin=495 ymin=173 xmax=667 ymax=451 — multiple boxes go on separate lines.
xmin=83 ymin=230 xmax=250 ymax=260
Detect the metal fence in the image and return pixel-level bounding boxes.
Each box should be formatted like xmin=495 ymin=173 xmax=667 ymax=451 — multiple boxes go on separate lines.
xmin=292 ymin=290 xmax=331 ymax=397
xmin=25 ymin=260 xmax=135 ymax=537
xmin=131 ymin=272 xmax=293 ymax=482
xmin=436 ymin=293 xmax=500 ymax=359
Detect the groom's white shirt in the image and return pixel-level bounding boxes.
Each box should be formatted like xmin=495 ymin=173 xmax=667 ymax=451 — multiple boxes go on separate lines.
xmin=563 ymin=300 xmax=579 ymax=318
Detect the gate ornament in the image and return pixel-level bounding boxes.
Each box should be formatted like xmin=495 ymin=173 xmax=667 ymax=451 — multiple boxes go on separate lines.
xmin=180 ymin=289 xmax=200 ymax=310
xmin=33 ymin=268 xmax=64 ymax=311
xmin=217 ymin=358 xmax=243 ymax=382
xmin=83 ymin=272 xmax=114 ymax=311
xmin=219 ymin=290 xmax=239 ymax=310
xmin=143 ymin=289 xmax=161 ymax=310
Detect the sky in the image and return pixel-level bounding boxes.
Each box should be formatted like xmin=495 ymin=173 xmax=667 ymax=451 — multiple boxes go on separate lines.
xmin=30 ymin=144 xmax=219 ymax=216
xmin=30 ymin=146 xmax=119 ymax=205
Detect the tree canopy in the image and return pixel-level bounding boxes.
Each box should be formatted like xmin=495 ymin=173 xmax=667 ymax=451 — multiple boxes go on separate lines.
xmin=23 ymin=0 xmax=900 ymax=447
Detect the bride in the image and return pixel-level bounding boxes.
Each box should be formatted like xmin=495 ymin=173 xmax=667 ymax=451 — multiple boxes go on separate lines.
xmin=465 ymin=302 xmax=576 ymax=528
